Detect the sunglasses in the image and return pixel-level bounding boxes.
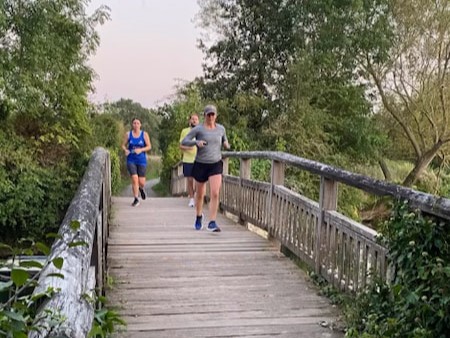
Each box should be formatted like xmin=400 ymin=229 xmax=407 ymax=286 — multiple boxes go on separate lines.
xmin=206 ymin=113 xmax=216 ymax=117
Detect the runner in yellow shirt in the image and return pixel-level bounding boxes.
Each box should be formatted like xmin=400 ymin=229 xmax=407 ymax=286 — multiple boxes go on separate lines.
xmin=179 ymin=113 xmax=199 ymax=207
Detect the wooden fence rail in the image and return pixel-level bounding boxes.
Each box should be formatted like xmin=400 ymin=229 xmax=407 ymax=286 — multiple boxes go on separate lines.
xmin=29 ymin=147 xmax=111 ymax=338
xmin=171 ymin=151 xmax=450 ymax=293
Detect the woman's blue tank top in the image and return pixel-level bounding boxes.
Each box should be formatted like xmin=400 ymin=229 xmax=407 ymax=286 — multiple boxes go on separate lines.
xmin=127 ymin=131 xmax=147 ymax=165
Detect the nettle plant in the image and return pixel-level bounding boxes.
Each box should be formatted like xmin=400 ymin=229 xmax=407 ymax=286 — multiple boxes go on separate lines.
xmin=0 ymin=221 xmax=123 ymax=337
xmin=345 ymin=201 xmax=450 ymax=338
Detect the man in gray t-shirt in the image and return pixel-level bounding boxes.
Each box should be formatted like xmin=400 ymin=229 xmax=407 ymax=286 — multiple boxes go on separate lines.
xmin=181 ymin=104 xmax=230 ymax=232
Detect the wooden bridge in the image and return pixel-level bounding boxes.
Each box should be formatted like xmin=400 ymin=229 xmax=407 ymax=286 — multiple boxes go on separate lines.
xmin=29 ymin=148 xmax=450 ymax=337
xmin=108 ymin=196 xmax=342 ymax=337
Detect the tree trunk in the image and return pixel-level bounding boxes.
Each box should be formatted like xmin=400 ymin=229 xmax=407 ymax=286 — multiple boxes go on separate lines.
xmin=402 ymin=143 xmax=442 ymax=187
xmin=378 ymin=159 xmax=392 ymax=181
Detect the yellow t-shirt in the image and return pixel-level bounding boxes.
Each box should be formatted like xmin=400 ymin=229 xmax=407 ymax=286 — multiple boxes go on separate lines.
xmin=179 ymin=127 xmax=197 ymax=163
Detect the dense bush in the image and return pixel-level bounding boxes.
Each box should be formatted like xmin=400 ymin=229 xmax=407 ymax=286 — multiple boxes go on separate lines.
xmin=345 ymin=201 xmax=450 ymax=337
xmin=0 ymin=130 xmax=80 ymax=244
xmin=90 ymin=113 xmax=124 ymax=194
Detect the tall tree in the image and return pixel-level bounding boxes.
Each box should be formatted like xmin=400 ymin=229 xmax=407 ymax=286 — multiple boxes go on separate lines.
xmin=362 ymin=0 xmax=450 ymax=186
xmin=271 ymin=0 xmax=392 ymax=163
xmin=0 ymin=0 xmax=109 ymax=242
xmin=0 ymin=0 xmax=109 ymax=162
xmin=197 ymin=0 xmax=302 ymax=99
xmin=196 ymin=0 xmax=304 ymax=141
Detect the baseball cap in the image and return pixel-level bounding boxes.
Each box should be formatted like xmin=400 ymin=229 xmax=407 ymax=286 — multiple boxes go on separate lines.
xmin=204 ymin=104 xmax=217 ymax=115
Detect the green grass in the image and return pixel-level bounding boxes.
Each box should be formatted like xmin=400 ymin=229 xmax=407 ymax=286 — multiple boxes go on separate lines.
xmin=353 ymin=159 xmax=450 ymax=195
xmin=146 ymin=155 xmax=162 ymax=180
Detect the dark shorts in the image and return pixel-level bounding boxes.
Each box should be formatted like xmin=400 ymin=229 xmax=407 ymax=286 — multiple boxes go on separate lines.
xmin=127 ymin=163 xmax=146 ymax=177
xmin=192 ymin=161 xmax=223 ymax=183
xmin=182 ymin=163 xmax=195 ymax=177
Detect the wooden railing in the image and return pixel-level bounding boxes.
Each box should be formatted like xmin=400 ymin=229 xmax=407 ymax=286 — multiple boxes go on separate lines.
xmin=171 ymin=151 xmax=450 ymax=293
xmin=29 ymin=147 xmax=111 ymax=338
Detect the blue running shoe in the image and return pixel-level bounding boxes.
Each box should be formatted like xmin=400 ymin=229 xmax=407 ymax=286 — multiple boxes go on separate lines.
xmin=194 ymin=215 xmax=203 ymax=230
xmin=207 ymin=221 xmax=221 ymax=232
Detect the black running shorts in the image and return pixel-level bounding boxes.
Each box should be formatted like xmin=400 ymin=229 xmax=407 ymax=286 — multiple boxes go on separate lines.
xmin=192 ymin=161 xmax=223 ymax=183
xmin=127 ymin=163 xmax=146 ymax=177
xmin=182 ymin=162 xmax=195 ymax=177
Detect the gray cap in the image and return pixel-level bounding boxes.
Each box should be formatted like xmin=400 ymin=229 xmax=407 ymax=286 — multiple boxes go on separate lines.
xmin=204 ymin=104 xmax=217 ymax=115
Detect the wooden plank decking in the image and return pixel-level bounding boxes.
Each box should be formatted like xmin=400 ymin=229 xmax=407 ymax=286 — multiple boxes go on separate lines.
xmin=108 ymin=197 xmax=343 ymax=337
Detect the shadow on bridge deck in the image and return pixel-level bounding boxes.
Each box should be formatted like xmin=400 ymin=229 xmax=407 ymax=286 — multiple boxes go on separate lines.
xmin=108 ymin=197 xmax=343 ymax=338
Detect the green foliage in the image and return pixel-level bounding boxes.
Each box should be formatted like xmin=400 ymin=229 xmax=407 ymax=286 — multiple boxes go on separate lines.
xmin=88 ymin=296 xmax=126 ymax=338
xmin=109 ymin=150 xmax=122 ymax=196
xmin=0 ymin=130 xmax=80 ymax=243
xmin=219 ymin=93 xmax=270 ymax=148
xmin=91 ymin=114 xmax=124 ymax=150
xmin=0 ymin=234 xmax=70 ymax=335
xmin=279 ymin=54 xmax=388 ymax=165
xmin=345 ymin=201 xmax=450 ymax=337
xmin=284 ymin=167 xmax=320 ymax=202
xmin=364 ymin=0 xmax=450 ymax=186
xmin=100 ymin=99 xmax=160 ymax=153
xmin=157 ymin=84 xmax=203 ymax=188
xmin=90 ymin=113 xmax=124 ymax=195
xmin=0 ymin=0 xmax=110 ymax=243
xmin=198 ymin=0 xmax=392 ymax=164
xmin=1 ymin=227 xmax=124 ymax=337
xmin=1 ymin=0 xmax=109 ymax=158
xmin=250 ymin=159 xmax=271 ymax=182
xmin=198 ymin=0 xmax=302 ymax=99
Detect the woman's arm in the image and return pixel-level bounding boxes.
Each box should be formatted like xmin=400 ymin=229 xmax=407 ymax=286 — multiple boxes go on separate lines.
xmin=179 ymin=129 xmax=195 ymax=151
xmin=181 ymin=128 xmax=199 ymax=147
xmin=121 ymin=132 xmax=130 ymax=156
xmin=222 ymin=128 xmax=230 ymax=149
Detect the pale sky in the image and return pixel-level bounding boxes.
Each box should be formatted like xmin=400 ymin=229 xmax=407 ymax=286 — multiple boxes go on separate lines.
xmin=88 ymin=0 xmax=204 ymax=108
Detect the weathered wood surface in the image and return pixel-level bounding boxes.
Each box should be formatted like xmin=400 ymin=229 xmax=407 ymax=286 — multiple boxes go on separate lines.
xmin=108 ymin=197 xmax=343 ymax=337
xmin=30 ymin=147 xmax=110 ymax=338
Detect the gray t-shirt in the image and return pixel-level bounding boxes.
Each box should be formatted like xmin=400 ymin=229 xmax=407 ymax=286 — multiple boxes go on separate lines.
xmin=181 ymin=123 xmax=228 ymax=163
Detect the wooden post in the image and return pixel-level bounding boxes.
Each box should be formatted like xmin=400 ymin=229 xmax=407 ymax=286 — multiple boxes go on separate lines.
xmin=178 ymin=163 xmax=187 ymax=196
xmin=171 ymin=167 xmax=176 ymax=195
xmin=315 ymin=177 xmax=338 ymax=275
xmin=271 ymin=160 xmax=285 ymax=186
xmin=222 ymin=157 xmax=229 ymax=175
xmin=270 ymin=160 xmax=285 ymax=244
xmin=268 ymin=160 xmax=285 ymax=236
xmin=219 ymin=158 xmax=229 ymax=209
xmin=240 ymin=158 xmax=251 ymax=180
xmin=239 ymin=159 xmax=251 ymax=223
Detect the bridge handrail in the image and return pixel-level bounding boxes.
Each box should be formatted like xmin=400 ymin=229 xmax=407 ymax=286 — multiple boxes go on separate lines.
xmin=222 ymin=151 xmax=450 ymax=220
xmin=30 ymin=147 xmax=111 ymax=338
xmin=171 ymin=150 xmax=450 ymax=293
